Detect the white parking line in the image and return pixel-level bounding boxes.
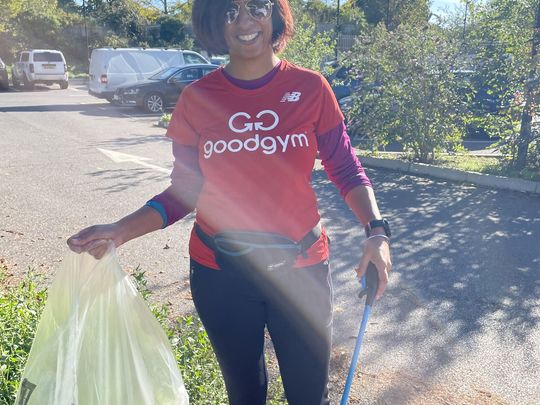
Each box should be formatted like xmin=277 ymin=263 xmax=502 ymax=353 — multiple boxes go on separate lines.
xmin=98 ymin=148 xmax=169 ymax=173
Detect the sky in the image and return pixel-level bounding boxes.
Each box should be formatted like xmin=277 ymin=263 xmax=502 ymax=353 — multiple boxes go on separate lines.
xmin=431 ymin=0 xmax=464 ymax=14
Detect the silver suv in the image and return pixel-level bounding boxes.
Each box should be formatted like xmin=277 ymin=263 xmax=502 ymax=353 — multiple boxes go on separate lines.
xmin=12 ymin=49 xmax=69 ymax=90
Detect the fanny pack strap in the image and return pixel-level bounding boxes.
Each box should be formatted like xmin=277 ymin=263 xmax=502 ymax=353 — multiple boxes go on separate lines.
xmin=194 ymin=223 xmax=321 ymax=259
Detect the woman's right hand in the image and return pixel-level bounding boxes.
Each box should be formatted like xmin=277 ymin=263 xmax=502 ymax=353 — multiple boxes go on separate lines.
xmin=67 ymin=223 xmax=124 ymax=260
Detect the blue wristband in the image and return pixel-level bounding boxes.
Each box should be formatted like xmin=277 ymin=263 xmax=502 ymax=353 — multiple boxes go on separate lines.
xmin=145 ymin=201 xmax=168 ymax=229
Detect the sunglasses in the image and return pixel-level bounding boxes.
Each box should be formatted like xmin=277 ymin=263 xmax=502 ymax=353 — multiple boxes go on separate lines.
xmin=225 ymin=0 xmax=274 ymax=25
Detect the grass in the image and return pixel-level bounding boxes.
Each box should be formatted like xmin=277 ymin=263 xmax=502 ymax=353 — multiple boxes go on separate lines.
xmin=0 ymin=264 xmax=287 ymax=404
xmin=434 ymin=154 xmax=540 ymax=182
xmin=362 ymin=151 xmax=540 ymax=183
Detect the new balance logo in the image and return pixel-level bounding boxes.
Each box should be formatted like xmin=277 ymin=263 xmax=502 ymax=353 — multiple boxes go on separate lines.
xmin=280 ymin=92 xmax=301 ymax=102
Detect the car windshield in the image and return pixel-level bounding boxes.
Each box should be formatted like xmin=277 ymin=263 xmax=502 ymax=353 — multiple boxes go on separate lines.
xmin=33 ymin=52 xmax=63 ymax=62
xmin=149 ymin=67 xmax=179 ymax=80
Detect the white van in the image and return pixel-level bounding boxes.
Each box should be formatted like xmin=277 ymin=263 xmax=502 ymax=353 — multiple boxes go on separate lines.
xmin=88 ymin=48 xmax=209 ymax=101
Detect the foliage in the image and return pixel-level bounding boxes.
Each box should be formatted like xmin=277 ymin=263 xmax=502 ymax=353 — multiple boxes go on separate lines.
xmin=347 ymin=23 xmax=466 ymax=162
xmin=0 ymin=268 xmax=46 ymax=405
xmin=0 ymin=265 xmax=286 ymax=404
xmin=281 ymin=14 xmax=335 ymax=73
xmin=146 ymin=15 xmax=186 ymax=47
xmin=89 ymin=0 xmax=148 ymax=44
xmin=355 ymin=0 xmax=430 ymax=30
xmin=444 ymin=0 xmax=540 ymax=169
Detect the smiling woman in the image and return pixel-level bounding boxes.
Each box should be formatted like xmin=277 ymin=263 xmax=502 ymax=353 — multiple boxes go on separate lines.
xmin=68 ymin=0 xmax=392 ymax=403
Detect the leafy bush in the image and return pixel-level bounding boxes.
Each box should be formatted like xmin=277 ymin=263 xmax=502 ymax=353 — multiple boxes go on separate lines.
xmin=0 ymin=267 xmax=46 ymax=405
xmin=281 ymin=14 xmax=334 ymax=73
xmin=346 ymin=23 xmax=466 ymax=163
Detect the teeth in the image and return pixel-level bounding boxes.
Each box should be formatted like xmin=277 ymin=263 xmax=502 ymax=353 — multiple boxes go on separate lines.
xmin=238 ymin=33 xmax=258 ymax=41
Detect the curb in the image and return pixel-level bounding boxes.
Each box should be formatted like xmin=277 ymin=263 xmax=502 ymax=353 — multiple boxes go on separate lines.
xmin=359 ymin=156 xmax=540 ymax=195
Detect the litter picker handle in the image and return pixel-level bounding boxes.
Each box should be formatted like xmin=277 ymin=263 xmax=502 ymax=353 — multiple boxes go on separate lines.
xmin=358 ymin=262 xmax=379 ymax=306
xmin=341 ymin=262 xmax=379 ymax=405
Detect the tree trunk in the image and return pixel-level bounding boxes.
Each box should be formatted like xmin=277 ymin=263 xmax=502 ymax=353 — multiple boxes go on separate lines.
xmin=515 ymin=0 xmax=540 ymax=169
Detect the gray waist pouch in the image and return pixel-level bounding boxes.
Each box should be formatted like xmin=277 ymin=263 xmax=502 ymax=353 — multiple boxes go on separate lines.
xmin=213 ymin=231 xmax=302 ymax=271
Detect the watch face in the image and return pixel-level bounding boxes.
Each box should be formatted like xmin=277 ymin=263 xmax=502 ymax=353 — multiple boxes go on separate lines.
xmin=366 ymin=219 xmax=391 ymax=238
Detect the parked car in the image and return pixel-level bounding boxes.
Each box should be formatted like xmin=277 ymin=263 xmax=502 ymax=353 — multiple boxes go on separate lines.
xmin=12 ymin=49 xmax=68 ymax=90
xmin=210 ymin=56 xmax=229 ymax=65
xmin=88 ymin=48 xmax=210 ymax=101
xmin=113 ymin=64 xmax=220 ymax=113
xmin=325 ymin=64 xmax=362 ymax=100
xmin=0 ymin=57 xmax=9 ymax=90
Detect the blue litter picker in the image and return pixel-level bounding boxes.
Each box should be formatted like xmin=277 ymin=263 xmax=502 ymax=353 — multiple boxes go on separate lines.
xmin=340 ymin=262 xmax=379 ymax=405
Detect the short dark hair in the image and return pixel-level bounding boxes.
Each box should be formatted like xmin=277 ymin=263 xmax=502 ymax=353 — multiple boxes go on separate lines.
xmin=192 ymin=0 xmax=294 ymax=55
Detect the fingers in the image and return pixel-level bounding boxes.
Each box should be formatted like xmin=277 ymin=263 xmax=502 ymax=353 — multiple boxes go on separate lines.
xmin=67 ymin=224 xmax=115 ymax=259
xmin=88 ymin=240 xmax=111 ymax=260
xmin=355 ymin=253 xmax=371 ymax=279
xmin=358 ymin=238 xmax=392 ymax=300
xmin=374 ymin=261 xmax=390 ymax=300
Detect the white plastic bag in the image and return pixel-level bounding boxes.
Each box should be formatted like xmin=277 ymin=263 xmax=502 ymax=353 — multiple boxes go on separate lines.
xmin=15 ymin=245 xmax=189 ymax=405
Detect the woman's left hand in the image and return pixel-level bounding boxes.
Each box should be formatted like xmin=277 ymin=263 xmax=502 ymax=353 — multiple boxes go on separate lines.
xmin=355 ymin=235 xmax=392 ymax=300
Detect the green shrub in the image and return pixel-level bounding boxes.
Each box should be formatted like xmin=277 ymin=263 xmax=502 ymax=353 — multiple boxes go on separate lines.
xmin=0 ymin=268 xmax=46 ymax=405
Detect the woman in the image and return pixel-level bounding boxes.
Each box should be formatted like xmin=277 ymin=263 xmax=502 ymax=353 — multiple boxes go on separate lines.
xmin=68 ymin=0 xmax=392 ymax=403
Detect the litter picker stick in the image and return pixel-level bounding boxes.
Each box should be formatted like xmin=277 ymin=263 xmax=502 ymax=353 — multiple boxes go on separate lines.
xmin=340 ymin=262 xmax=379 ymax=405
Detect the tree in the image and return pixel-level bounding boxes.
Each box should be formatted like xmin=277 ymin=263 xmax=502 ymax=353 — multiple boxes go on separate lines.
xmin=516 ymin=0 xmax=540 ymax=169
xmin=90 ymin=0 xmax=148 ymax=44
xmin=346 ymin=23 xmax=466 ymax=162
xmin=355 ymin=0 xmax=430 ymax=30
xmin=280 ymin=14 xmax=335 ymax=73
xmin=147 ymin=15 xmax=186 ymax=46
xmin=452 ymin=0 xmax=539 ymax=169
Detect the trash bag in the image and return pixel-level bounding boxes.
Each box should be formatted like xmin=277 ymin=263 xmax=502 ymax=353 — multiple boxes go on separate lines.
xmin=15 ymin=245 xmax=189 ymax=405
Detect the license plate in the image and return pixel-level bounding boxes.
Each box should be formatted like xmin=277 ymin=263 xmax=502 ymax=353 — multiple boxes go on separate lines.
xmin=113 ymin=94 xmax=120 ymax=100
xmin=43 ymin=64 xmax=55 ymax=69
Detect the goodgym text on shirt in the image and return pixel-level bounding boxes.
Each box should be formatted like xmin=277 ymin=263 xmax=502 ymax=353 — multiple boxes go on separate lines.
xmin=203 ymin=133 xmax=309 ymax=159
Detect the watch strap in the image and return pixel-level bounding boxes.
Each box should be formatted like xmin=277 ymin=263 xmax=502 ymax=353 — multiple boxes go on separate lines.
xmin=365 ymin=219 xmax=391 ymax=238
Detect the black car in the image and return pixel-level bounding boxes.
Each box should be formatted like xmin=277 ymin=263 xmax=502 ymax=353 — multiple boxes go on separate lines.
xmin=113 ymin=64 xmax=220 ymax=113
xmin=325 ymin=65 xmax=362 ymax=101
xmin=0 ymin=57 xmax=9 ymax=90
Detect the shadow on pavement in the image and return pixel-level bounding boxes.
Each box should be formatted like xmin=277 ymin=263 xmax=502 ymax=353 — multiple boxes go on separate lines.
xmin=312 ymin=165 xmax=539 ymax=402
xmin=0 ymin=103 xmax=155 ymax=117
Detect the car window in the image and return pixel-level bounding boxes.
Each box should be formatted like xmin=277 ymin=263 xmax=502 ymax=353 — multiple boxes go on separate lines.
xmin=172 ymin=68 xmax=200 ymax=82
xmin=33 ymin=52 xmax=63 ymax=62
xmin=21 ymin=53 xmax=29 ymax=62
xmin=183 ymin=53 xmax=207 ymax=64
xmin=202 ymin=67 xmax=217 ymax=76
xmin=150 ymin=67 xmax=179 ymax=80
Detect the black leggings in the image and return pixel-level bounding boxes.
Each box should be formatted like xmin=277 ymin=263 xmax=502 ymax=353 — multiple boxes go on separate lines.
xmin=189 ymin=259 xmax=333 ymax=405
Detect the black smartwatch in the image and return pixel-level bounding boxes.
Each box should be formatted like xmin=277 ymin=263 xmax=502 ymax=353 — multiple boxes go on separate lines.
xmin=364 ymin=219 xmax=391 ymax=238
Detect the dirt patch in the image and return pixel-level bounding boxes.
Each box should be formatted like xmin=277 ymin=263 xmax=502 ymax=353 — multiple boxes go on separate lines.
xmin=328 ymin=350 xmax=511 ymax=405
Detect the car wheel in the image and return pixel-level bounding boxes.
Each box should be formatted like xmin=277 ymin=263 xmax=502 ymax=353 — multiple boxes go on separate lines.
xmin=23 ymin=75 xmax=34 ymax=90
xmin=60 ymin=80 xmax=69 ymax=89
xmin=143 ymin=92 xmax=164 ymax=114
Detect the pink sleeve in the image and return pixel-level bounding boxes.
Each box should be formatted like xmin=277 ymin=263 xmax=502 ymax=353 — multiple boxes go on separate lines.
xmin=316 ymin=122 xmax=372 ymax=198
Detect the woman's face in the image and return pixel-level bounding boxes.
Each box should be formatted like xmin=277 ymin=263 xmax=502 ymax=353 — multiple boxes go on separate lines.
xmin=224 ymin=0 xmax=275 ymax=62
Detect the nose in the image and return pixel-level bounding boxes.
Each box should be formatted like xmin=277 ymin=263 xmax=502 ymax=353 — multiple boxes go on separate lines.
xmin=235 ymin=3 xmax=254 ymax=26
